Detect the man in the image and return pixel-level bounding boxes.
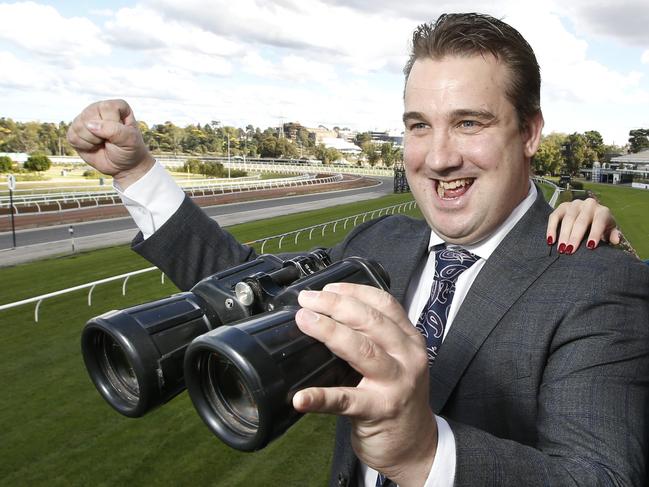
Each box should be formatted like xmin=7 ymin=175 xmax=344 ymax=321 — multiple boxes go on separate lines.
xmin=68 ymin=13 xmax=648 ymax=486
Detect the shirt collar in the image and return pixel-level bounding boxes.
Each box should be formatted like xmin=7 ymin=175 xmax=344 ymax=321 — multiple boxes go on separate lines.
xmin=428 ymin=181 xmax=537 ymax=261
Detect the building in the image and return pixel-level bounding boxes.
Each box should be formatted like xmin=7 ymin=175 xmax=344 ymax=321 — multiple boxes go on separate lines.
xmin=610 ymin=149 xmax=649 ymax=171
xmin=307 ymin=126 xmax=338 ymax=145
xmin=368 ymin=131 xmax=404 ymax=147
xmin=320 ymin=137 xmax=362 ymax=155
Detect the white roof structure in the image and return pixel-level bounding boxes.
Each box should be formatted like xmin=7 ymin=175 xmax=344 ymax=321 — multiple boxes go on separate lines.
xmin=611 ymin=149 xmax=649 ymax=167
xmin=321 ymin=137 xmax=362 ymax=154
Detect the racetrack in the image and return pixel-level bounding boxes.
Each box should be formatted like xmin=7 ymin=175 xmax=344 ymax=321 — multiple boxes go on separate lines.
xmin=0 ymin=176 xmax=394 ymax=266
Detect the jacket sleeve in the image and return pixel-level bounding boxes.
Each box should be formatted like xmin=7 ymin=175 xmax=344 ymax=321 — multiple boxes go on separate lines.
xmin=132 ymin=195 xmax=257 ymax=291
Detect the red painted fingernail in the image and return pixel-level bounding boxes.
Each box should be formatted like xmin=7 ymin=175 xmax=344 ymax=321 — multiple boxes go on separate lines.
xmin=558 ymin=243 xmax=566 ymax=254
xmin=547 ymin=236 xmax=554 ymax=245
xmin=587 ymin=240 xmax=596 ymax=249
xmin=566 ymin=245 xmax=574 ymax=254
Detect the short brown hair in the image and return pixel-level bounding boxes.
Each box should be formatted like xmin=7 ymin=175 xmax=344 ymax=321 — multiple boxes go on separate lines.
xmin=404 ymin=13 xmax=541 ymax=129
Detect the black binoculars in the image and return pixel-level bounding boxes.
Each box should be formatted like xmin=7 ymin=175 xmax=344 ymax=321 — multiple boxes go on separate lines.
xmin=81 ymin=250 xmax=390 ymax=451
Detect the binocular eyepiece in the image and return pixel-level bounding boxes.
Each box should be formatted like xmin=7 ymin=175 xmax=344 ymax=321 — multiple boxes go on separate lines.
xmin=81 ymin=251 xmax=389 ymax=450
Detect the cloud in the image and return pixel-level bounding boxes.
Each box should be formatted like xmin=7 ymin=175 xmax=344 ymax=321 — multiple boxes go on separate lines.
xmin=0 ymin=2 xmax=110 ymax=62
xmin=554 ymin=0 xmax=649 ymax=46
xmin=642 ymin=50 xmax=649 ymax=65
xmin=0 ymin=51 xmax=60 ymax=90
xmin=145 ymin=0 xmax=415 ymax=74
xmin=241 ymin=52 xmax=337 ymax=83
xmin=104 ymin=5 xmax=243 ymax=57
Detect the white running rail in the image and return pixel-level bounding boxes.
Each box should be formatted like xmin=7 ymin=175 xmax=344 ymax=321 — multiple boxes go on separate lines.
xmin=0 ymin=173 xmax=344 ymax=214
xmin=0 ymin=200 xmax=417 ymax=322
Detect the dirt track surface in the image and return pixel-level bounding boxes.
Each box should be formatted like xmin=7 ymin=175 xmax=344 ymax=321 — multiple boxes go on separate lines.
xmin=0 ymin=174 xmax=379 ymax=232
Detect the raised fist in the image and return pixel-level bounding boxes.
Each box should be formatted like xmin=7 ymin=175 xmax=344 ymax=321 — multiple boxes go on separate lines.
xmin=67 ymin=99 xmax=154 ymax=188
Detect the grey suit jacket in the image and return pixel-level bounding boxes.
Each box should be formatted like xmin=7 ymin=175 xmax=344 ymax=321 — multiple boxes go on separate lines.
xmin=134 ymin=190 xmax=649 ymax=486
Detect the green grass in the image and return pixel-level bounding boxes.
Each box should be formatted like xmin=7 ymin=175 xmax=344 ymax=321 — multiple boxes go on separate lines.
xmin=537 ymin=181 xmax=556 ymax=202
xmin=581 ymin=181 xmax=649 ymax=259
xmin=0 ymin=193 xmax=419 ymax=487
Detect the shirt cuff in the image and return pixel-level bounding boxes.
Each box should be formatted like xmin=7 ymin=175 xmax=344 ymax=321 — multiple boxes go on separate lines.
xmin=423 ymin=416 xmax=456 ymax=487
xmin=113 ymin=161 xmax=185 ymax=239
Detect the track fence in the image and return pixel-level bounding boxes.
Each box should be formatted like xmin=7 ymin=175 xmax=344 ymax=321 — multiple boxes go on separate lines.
xmin=0 ymin=199 xmax=417 ymax=322
xmin=0 ymin=173 xmax=344 ymax=215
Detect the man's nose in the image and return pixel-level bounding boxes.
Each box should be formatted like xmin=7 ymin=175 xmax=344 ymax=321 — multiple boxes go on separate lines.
xmin=424 ymin=133 xmax=462 ymax=173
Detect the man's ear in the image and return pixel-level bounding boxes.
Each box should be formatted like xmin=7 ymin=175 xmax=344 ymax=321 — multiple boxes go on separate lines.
xmin=523 ymin=111 xmax=544 ymax=158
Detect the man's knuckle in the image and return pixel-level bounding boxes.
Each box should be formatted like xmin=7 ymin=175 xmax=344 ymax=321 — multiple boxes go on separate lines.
xmin=337 ymin=391 xmax=351 ymax=412
xmin=358 ymin=337 xmax=377 ymax=361
xmin=366 ymin=306 xmax=383 ymax=325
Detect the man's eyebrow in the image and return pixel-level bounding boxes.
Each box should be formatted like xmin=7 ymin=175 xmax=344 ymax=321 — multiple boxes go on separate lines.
xmin=403 ymin=109 xmax=497 ymax=124
xmin=402 ymin=111 xmax=426 ymax=123
xmin=450 ymin=109 xmax=496 ymax=121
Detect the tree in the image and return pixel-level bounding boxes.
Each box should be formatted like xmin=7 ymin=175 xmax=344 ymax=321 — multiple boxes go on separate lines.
xmin=533 ymin=133 xmax=565 ymax=175
xmin=259 ymin=136 xmax=279 ymax=158
xmin=314 ymin=144 xmax=342 ymax=164
xmin=560 ymin=133 xmax=593 ymax=174
xmin=628 ymin=129 xmax=649 ymax=153
xmin=0 ymin=155 xmax=12 ymax=172
xmin=583 ymin=130 xmax=605 ymax=161
xmin=380 ymin=142 xmax=400 ymax=167
xmin=24 ymin=153 xmax=51 ymax=172
xmin=361 ymin=141 xmax=380 ymax=166
xmin=151 ymin=122 xmax=183 ymax=154
xmin=355 ymin=132 xmax=372 ymax=146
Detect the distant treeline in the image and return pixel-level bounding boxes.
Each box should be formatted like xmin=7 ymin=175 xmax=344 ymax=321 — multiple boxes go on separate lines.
xmin=0 ymin=117 xmax=403 ymax=167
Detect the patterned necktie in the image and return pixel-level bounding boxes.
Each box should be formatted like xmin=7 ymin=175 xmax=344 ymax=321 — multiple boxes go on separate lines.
xmin=376 ymin=247 xmax=479 ymax=487
xmin=415 ymin=247 xmax=479 ymax=365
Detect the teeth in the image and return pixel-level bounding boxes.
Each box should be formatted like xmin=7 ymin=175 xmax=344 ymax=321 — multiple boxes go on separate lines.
xmin=437 ymin=178 xmax=472 ymax=198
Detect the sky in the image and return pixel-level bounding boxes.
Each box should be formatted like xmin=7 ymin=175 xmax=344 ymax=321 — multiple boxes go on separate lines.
xmin=0 ymin=0 xmax=648 ymax=145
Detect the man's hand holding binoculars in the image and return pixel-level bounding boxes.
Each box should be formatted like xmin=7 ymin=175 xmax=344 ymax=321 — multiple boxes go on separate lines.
xmin=295 ymin=284 xmax=438 ymax=487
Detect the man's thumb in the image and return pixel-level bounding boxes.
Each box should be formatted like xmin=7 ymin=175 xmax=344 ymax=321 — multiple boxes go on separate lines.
xmin=85 ymin=119 xmax=127 ymax=145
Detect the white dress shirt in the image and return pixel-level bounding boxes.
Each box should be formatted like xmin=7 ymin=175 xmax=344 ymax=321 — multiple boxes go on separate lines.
xmin=115 ymin=162 xmax=537 ymax=487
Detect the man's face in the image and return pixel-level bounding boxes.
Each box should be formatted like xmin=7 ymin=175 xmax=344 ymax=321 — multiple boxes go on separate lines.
xmin=403 ymin=55 xmax=542 ymax=245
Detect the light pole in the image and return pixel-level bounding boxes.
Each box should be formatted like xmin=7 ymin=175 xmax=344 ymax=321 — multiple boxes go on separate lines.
xmin=227 ymin=137 xmax=231 ymax=178
xmin=7 ymin=174 xmax=16 ymax=248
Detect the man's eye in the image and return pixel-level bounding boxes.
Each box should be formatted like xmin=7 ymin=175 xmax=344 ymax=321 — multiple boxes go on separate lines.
xmin=458 ymin=120 xmax=482 ymax=132
xmin=409 ymin=122 xmax=428 ymax=131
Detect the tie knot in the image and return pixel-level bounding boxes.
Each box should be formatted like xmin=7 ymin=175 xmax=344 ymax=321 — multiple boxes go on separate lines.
xmin=434 ymin=247 xmax=479 ymax=282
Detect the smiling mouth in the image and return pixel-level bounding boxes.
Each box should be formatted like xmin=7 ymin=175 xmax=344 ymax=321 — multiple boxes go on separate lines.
xmin=436 ymin=178 xmax=475 ymax=199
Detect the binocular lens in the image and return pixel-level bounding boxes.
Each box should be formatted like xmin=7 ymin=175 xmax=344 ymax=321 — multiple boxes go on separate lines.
xmin=202 ymin=353 xmax=259 ymax=436
xmin=97 ymin=332 xmax=140 ymax=405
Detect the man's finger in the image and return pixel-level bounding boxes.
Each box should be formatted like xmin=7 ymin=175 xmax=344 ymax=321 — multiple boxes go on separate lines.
xmin=295 ymin=308 xmax=399 ymax=381
xmin=97 ymin=99 xmax=133 ymax=124
xmin=68 ymin=116 xmax=104 ymax=148
xmin=298 ymin=288 xmax=415 ymax=352
xmin=322 ymin=283 xmax=418 ymax=338
xmin=293 ymin=386 xmax=375 ymax=418
xmin=85 ymin=119 xmax=137 ymax=148
xmin=67 ymin=125 xmax=102 ymax=152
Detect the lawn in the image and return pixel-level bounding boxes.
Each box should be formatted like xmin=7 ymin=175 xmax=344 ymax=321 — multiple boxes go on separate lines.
xmin=582 ymin=181 xmax=649 ymax=259
xmin=0 ymin=194 xmax=419 ymax=487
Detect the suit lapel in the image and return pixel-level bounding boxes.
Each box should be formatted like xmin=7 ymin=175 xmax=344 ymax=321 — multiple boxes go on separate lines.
xmin=376 ymin=218 xmax=431 ymax=304
xmin=428 ymin=191 xmax=559 ymax=412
